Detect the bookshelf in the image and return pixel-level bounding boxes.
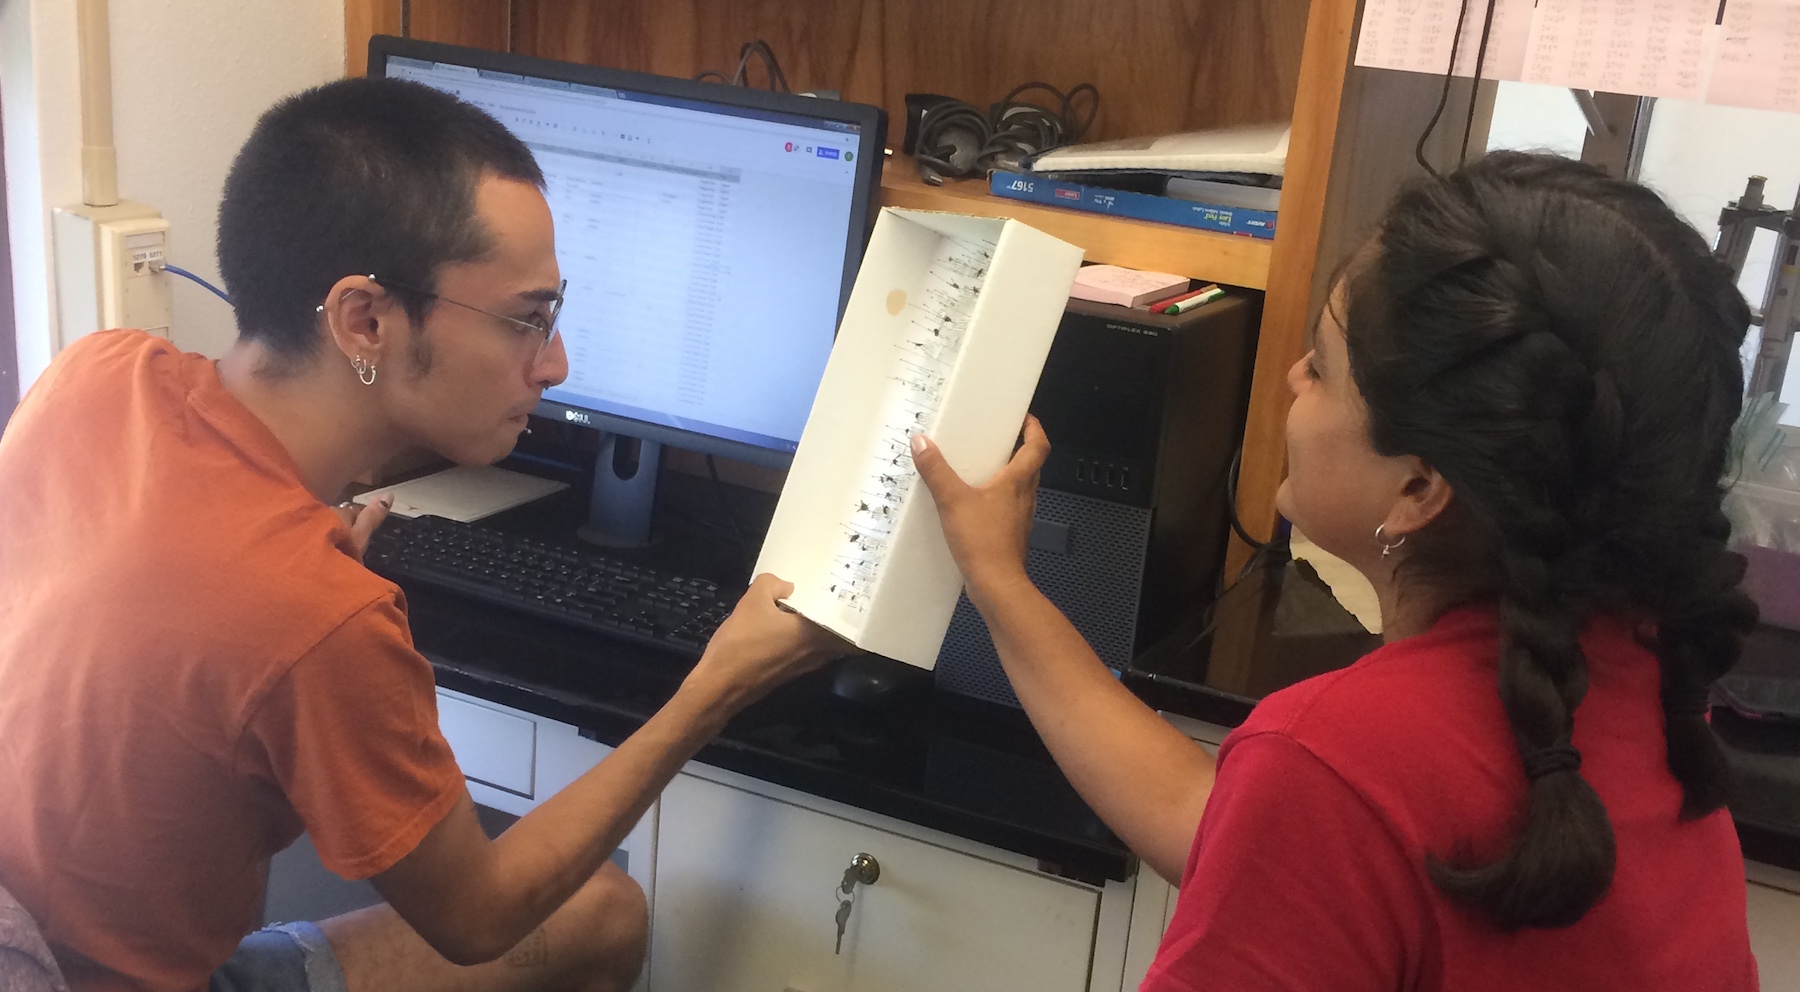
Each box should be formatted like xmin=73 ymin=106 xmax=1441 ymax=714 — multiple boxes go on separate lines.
xmin=343 ymin=0 xmax=1489 ymax=579
xmin=879 ymin=156 xmax=1274 ymax=290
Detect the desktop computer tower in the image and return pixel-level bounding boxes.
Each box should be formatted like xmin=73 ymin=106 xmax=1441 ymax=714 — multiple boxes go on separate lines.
xmin=932 ymin=293 xmax=1262 ymax=707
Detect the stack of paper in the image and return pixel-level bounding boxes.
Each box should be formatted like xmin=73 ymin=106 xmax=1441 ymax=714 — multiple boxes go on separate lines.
xmin=994 ymin=124 xmax=1287 ymax=237
xmin=1070 ymin=265 xmax=1189 ymax=308
xmin=1026 ymin=123 xmax=1290 ymax=179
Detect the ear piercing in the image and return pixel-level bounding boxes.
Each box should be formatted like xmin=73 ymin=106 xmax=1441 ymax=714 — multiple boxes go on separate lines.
xmin=350 ymin=356 xmax=377 ymax=386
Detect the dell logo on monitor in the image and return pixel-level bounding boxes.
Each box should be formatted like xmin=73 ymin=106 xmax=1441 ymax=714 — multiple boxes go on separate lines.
xmin=564 ymin=410 xmax=593 ymax=426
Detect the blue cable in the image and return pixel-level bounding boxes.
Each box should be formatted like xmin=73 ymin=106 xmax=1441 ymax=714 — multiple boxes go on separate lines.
xmin=160 ymin=264 xmax=232 ymax=306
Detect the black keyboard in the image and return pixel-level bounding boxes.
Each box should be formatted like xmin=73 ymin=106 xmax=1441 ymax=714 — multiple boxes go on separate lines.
xmin=366 ymin=515 xmax=734 ymax=657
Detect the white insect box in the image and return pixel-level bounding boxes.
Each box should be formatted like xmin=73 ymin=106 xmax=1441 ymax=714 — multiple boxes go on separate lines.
xmin=754 ymin=207 xmax=1084 ymax=668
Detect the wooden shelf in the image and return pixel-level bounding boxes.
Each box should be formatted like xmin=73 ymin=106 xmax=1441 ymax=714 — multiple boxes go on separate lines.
xmin=878 ymin=157 xmax=1274 ymax=291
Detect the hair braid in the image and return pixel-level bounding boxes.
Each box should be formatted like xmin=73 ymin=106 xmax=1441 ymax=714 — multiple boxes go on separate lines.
xmin=1345 ymin=151 xmax=1756 ymax=929
xmin=1428 ymin=545 xmax=1617 ymax=929
xmin=1424 ymin=370 xmax=1618 ymax=929
xmin=1657 ymin=505 xmax=1758 ymax=818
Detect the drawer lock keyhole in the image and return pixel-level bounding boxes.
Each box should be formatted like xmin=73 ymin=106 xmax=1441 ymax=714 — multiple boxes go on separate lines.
xmin=834 ymin=853 xmax=881 ymax=954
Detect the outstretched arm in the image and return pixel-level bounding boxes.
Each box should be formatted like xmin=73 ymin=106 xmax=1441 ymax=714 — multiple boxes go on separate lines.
xmin=911 ymin=421 xmax=1214 ymax=883
xmin=372 ymin=574 xmax=847 ymax=964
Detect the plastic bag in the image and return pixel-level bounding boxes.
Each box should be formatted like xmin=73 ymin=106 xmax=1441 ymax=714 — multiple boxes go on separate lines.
xmin=1726 ymin=397 xmax=1800 ymax=628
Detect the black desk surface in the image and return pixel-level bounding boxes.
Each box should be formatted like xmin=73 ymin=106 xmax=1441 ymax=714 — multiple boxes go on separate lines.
xmin=413 ymin=462 xmax=1800 ymax=881
xmin=419 ymin=591 xmax=1132 ymax=883
xmin=415 ymin=467 xmax=1135 ymax=883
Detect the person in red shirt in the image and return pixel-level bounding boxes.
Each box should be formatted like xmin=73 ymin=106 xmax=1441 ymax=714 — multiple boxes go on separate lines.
xmin=0 ymin=78 xmax=841 ymax=992
xmin=912 ymin=151 xmax=1761 ymax=989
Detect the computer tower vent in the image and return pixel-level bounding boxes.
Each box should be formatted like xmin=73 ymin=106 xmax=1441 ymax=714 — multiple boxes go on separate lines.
xmin=934 ymin=488 xmax=1152 ymax=707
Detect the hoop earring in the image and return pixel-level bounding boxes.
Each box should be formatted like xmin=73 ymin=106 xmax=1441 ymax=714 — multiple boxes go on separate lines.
xmin=351 ymin=356 xmax=377 ymax=386
xmin=1375 ymin=523 xmax=1408 ymax=558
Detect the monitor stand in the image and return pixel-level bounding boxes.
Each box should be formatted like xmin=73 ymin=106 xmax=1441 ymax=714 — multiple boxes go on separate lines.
xmin=579 ymin=433 xmax=661 ymax=548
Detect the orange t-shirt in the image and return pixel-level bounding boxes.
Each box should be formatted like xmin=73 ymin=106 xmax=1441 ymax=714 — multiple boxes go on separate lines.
xmin=0 ymin=331 xmax=466 ymax=992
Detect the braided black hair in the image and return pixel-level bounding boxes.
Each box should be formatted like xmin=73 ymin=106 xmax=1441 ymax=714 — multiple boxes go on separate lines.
xmin=1343 ymin=152 xmax=1759 ymax=930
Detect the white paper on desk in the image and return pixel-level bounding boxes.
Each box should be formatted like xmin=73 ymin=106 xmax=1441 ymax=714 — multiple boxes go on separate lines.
xmin=352 ymin=465 xmax=568 ymax=521
xmin=1708 ymin=0 xmax=1800 ymax=114
xmin=754 ymin=208 xmax=1084 ymax=669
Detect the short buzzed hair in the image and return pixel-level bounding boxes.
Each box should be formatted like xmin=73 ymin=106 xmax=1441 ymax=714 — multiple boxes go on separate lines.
xmin=217 ymin=76 xmax=545 ymax=364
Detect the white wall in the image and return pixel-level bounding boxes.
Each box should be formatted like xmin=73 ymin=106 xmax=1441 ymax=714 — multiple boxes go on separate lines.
xmin=1486 ymin=81 xmax=1589 ymax=160
xmin=1641 ymin=102 xmax=1800 ymax=282
xmin=2 ymin=0 xmax=344 ymax=392
xmin=1487 ymin=84 xmax=1800 ymax=297
xmin=2 ymin=0 xmax=82 ymax=394
xmin=1485 ymin=87 xmax=1800 ymax=418
xmin=1637 ymin=100 xmax=1800 ymax=314
xmin=1635 ymin=100 xmax=1800 ymax=419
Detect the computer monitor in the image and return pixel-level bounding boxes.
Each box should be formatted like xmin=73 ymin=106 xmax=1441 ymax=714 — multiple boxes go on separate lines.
xmin=369 ymin=37 xmax=887 ymax=546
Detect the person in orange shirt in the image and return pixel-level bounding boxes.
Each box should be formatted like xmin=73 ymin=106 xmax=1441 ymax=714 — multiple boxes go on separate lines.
xmin=0 ymin=77 xmax=842 ymax=992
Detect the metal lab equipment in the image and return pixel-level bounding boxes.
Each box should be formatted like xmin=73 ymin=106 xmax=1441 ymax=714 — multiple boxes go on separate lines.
xmin=1716 ymin=176 xmax=1800 ymax=398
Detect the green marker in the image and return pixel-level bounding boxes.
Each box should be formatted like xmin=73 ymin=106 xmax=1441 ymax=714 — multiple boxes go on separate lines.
xmin=1165 ymin=287 xmax=1224 ymax=314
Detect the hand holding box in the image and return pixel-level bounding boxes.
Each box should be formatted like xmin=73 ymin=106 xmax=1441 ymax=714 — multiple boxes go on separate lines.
xmin=754 ymin=208 xmax=1084 ymax=668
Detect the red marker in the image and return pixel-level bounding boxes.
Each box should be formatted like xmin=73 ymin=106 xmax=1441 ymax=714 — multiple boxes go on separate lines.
xmin=1139 ymin=286 xmax=1210 ymax=312
xmin=1165 ymin=286 xmax=1225 ymax=314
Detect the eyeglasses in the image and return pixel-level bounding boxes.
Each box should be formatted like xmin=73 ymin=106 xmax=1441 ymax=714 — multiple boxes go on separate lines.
xmin=365 ymin=274 xmax=567 ymax=359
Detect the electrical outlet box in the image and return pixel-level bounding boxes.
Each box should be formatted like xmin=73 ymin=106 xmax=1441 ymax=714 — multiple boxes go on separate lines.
xmin=99 ymin=217 xmax=174 ymax=337
xmin=52 ymin=201 xmax=174 ymax=345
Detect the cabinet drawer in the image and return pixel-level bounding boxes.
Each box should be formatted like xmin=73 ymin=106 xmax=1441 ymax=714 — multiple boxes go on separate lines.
xmin=650 ymin=772 xmax=1099 ymax=992
xmin=1748 ymin=875 xmax=1800 ymax=991
xmin=436 ymin=690 xmax=536 ymax=798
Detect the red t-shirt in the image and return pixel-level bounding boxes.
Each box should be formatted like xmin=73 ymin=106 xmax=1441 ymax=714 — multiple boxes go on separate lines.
xmin=1142 ymin=607 xmax=1756 ymax=992
xmin=0 ymin=331 xmax=466 ymax=992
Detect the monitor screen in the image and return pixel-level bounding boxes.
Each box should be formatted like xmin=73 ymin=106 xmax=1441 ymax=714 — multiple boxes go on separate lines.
xmin=372 ymin=40 xmax=885 ymax=465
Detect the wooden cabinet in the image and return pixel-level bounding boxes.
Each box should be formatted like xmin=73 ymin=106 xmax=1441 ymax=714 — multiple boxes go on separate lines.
xmin=436 ymin=689 xmax=539 ymax=798
xmin=435 ymin=688 xmax=657 ymax=889
xmin=649 ymin=769 xmax=1104 ymax=992
xmin=1117 ymin=714 xmax=1226 ymax=990
xmin=435 ymin=691 xmax=1147 ymax=992
xmin=1747 ymin=862 xmax=1800 ymax=992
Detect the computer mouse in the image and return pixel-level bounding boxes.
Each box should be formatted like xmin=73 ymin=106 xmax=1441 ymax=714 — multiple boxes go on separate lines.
xmin=830 ymin=654 xmax=925 ymax=705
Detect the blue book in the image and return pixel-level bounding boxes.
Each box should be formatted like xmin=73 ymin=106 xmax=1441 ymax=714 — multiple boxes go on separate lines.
xmin=988 ymin=170 xmax=1277 ymax=240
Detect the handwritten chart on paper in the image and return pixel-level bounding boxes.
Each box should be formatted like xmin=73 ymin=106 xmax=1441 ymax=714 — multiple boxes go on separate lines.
xmin=755 ymin=209 xmax=1084 ymax=669
xmin=1711 ymin=0 xmax=1800 ymax=114
xmin=826 ymin=235 xmax=991 ymax=617
xmin=1354 ymin=0 xmax=1536 ymax=80
xmin=1353 ymin=0 xmax=1800 ymax=111
xmin=1520 ymin=0 xmax=1720 ymax=102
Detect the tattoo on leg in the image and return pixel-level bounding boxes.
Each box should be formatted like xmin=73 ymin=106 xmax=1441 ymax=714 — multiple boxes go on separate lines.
xmin=504 ymin=927 xmax=549 ymax=969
